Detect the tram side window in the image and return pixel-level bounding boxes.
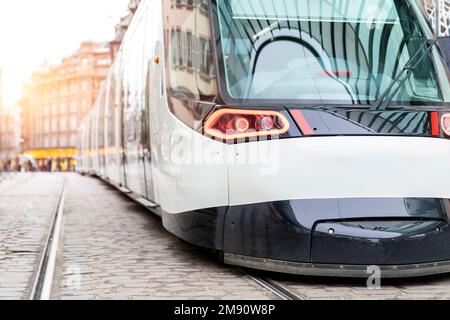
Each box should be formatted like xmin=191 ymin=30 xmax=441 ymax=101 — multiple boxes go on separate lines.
xmin=97 ymin=85 xmax=106 ymax=150
xmin=164 ymin=0 xmax=218 ymax=127
xmin=122 ymin=13 xmax=146 ymax=112
xmin=105 ymin=68 xmax=115 ymax=149
xmin=121 ymin=9 xmax=147 ymax=142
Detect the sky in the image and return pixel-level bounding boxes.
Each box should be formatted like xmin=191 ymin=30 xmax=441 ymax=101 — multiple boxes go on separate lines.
xmin=0 ymin=0 xmax=130 ymax=106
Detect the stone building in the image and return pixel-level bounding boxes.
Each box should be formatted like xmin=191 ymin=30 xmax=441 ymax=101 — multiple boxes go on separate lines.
xmin=19 ymin=42 xmax=112 ymax=171
xmin=18 ymin=0 xmax=141 ymax=172
xmin=0 ymin=69 xmax=20 ymax=168
xmin=109 ymin=0 xmax=142 ymax=60
xmin=0 ymin=107 xmax=20 ymax=168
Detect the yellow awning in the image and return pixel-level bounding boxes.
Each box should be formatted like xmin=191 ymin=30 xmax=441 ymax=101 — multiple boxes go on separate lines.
xmin=24 ymin=148 xmax=78 ymax=160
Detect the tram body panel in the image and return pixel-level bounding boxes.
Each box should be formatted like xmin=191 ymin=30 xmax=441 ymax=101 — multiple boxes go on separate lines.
xmin=87 ymin=112 xmax=94 ymax=173
xmin=227 ymin=136 xmax=450 ymax=206
xmin=97 ymin=83 xmax=108 ymax=178
xmin=92 ymin=101 xmax=100 ymax=174
xmin=152 ymin=117 xmax=230 ymax=214
xmin=107 ymin=59 xmax=125 ymax=186
xmin=103 ymin=69 xmax=114 ymax=181
xmin=121 ymin=2 xmax=150 ymax=197
xmin=104 ymin=95 xmax=125 ymax=186
xmin=145 ymin=0 xmax=230 ymax=213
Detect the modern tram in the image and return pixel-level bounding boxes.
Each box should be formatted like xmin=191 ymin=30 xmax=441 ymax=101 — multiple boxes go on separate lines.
xmin=78 ymin=0 xmax=450 ymax=277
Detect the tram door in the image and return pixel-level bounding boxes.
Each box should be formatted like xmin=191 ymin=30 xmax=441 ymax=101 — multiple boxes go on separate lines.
xmin=122 ymin=4 xmax=149 ymax=198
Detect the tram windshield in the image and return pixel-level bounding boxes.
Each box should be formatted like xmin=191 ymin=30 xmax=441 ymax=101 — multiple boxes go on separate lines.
xmin=214 ymin=0 xmax=448 ymax=106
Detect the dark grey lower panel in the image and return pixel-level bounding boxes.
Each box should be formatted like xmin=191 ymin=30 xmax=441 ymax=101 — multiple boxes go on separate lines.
xmin=162 ymin=208 xmax=228 ymax=250
xmin=224 ymin=253 xmax=450 ymax=278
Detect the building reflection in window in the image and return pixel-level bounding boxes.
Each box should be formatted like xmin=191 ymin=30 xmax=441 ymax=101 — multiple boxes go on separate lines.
xmin=164 ymin=0 xmax=218 ymax=127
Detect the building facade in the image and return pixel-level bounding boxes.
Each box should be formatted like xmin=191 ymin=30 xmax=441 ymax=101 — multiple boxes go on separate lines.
xmin=110 ymin=0 xmax=142 ymax=60
xmin=17 ymin=0 xmax=141 ymax=172
xmin=20 ymin=42 xmax=112 ymax=171
xmin=0 ymin=107 xmax=20 ymax=169
xmin=1 ymin=69 xmax=21 ymax=168
xmin=0 ymin=69 xmax=4 ymax=108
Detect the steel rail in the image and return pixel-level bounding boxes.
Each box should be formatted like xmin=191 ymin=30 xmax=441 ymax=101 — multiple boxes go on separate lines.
xmin=29 ymin=179 xmax=66 ymax=300
xmin=240 ymin=269 xmax=304 ymax=301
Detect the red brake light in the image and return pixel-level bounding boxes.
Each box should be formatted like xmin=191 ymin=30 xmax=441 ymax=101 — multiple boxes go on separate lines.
xmin=431 ymin=111 xmax=440 ymax=136
xmin=441 ymin=113 xmax=450 ymax=136
xmin=204 ymin=109 xmax=290 ymax=141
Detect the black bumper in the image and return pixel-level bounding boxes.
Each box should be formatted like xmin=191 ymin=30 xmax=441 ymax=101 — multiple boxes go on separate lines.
xmin=163 ymin=198 xmax=450 ymax=277
xmin=224 ymin=254 xmax=450 ymax=278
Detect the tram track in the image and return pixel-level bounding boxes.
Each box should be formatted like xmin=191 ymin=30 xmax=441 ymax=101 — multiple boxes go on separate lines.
xmin=29 ymin=179 xmax=66 ymax=300
xmin=241 ymin=270 xmax=305 ymax=300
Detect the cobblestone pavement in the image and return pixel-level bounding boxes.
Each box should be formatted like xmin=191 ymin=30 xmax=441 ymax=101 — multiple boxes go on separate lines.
xmin=3 ymin=173 xmax=450 ymax=300
xmin=269 ymin=272 xmax=450 ymax=300
xmin=55 ymin=174 xmax=275 ymax=300
xmin=0 ymin=174 xmax=64 ymax=299
xmin=0 ymin=173 xmax=32 ymax=192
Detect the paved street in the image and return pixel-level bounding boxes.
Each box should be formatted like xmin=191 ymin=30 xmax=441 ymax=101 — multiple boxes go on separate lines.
xmin=269 ymin=273 xmax=450 ymax=300
xmin=55 ymin=174 xmax=273 ymax=300
xmin=2 ymin=173 xmax=450 ymax=300
xmin=0 ymin=173 xmax=64 ymax=299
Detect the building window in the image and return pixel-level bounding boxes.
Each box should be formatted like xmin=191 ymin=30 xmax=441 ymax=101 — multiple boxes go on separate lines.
xmin=52 ymin=118 xmax=58 ymax=132
xmin=70 ymin=135 xmax=77 ymax=147
xmin=199 ymin=0 xmax=208 ymax=11
xmin=59 ymin=135 xmax=67 ymax=147
xmin=51 ymin=135 xmax=58 ymax=147
xmin=186 ymin=32 xmax=193 ymax=68
xmin=70 ymin=101 xmax=77 ymax=113
xmin=200 ymin=38 xmax=212 ymax=76
xmin=171 ymin=30 xmax=178 ymax=66
xmin=60 ymin=102 xmax=67 ymax=114
xmin=177 ymin=30 xmax=184 ymax=66
xmin=82 ymin=99 xmax=87 ymax=112
xmin=97 ymin=58 xmax=111 ymax=66
xmin=60 ymin=117 xmax=67 ymax=131
xmin=70 ymin=116 xmax=77 ymax=131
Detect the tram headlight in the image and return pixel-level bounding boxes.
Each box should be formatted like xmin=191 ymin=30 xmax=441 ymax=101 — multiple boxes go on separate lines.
xmin=203 ymin=109 xmax=290 ymax=142
xmin=441 ymin=113 xmax=450 ymax=137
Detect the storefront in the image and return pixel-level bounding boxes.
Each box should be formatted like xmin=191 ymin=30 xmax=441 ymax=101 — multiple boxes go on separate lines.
xmin=24 ymin=148 xmax=77 ymax=172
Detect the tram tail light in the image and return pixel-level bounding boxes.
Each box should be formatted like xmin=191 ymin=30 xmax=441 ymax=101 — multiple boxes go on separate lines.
xmin=431 ymin=112 xmax=440 ymax=136
xmin=204 ymin=109 xmax=290 ymax=141
xmin=441 ymin=113 xmax=450 ymax=137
